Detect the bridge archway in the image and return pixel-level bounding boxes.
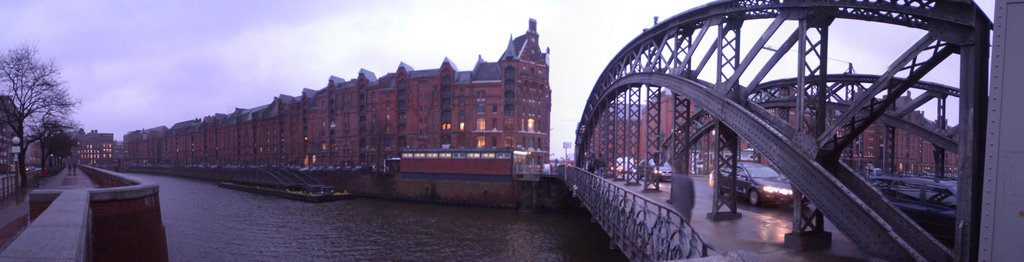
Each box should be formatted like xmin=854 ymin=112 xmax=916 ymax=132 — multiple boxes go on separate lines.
xmin=574 ymin=1 xmax=990 ymax=260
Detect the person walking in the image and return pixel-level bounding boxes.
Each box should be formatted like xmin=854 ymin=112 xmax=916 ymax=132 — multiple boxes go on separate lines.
xmin=670 ymin=168 xmax=696 ymax=222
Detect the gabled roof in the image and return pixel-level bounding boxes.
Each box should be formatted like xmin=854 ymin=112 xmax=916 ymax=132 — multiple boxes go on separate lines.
xmin=301 ymin=88 xmax=318 ymax=98
xmin=328 ymin=75 xmax=345 ymax=85
xmin=472 ymin=57 xmax=501 ymax=81
xmin=278 ymin=94 xmax=298 ymax=104
xmin=359 ymin=68 xmax=378 ymax=82
xmin=169 ymin=119 xmax=201 ymax=134
xmin=398 ymin=62 xmax=414 ymax=72
xmin=442 ymin=57 xmax=458 ymax=72
xmin=501 ymin=34 xmax=528 ymax=60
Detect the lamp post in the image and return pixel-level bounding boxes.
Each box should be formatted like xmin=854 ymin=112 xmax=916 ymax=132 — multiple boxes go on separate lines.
xmin=11 ymin=136 xmax=21 ymax=187
xmin=329 ymin=121 xmax=336 ymax=167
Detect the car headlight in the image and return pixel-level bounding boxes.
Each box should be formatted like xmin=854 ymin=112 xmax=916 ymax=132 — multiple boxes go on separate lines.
xmin=763 ymin=185 xmax=793 ymax=195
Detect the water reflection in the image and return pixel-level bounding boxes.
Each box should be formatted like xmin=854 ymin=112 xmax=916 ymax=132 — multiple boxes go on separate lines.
xmin=127 ymin=172 xmax=625 ymax=261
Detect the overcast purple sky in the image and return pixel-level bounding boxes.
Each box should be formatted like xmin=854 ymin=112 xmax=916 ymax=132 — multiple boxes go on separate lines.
xmin=0 ymin=0 xmax=995 ymax=159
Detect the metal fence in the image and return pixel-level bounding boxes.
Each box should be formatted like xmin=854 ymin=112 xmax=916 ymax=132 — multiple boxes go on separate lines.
xmin=563 ymin=166 xmax=709 ymax=260
xmin=0 ymin=173 xmax=16 ymax=199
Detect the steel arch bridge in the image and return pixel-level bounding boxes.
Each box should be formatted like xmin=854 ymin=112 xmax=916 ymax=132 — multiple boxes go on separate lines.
xmin=571 ymin=0 xmax=989 ymax=261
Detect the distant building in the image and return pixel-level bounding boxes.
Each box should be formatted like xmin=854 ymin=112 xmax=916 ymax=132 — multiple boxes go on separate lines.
xmin=594 ymin=90 xmax=960 ymax=176
xmin=113 ymin=140 xmax=126 ymax=162
xmin=0 ymin=96 xmax=14 ymax=172
xmin=74 ymin=129 xmax=115 ymax=166
xmin=125 ymin=19 xmax=552 ymax=169
xmin=122 ymin=126 xmax=167 ymax=166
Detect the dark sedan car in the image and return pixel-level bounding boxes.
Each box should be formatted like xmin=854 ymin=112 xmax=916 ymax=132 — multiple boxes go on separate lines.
xmin=713 ymin=162 xmax=794 ymax=206
xmin=869 ymin=176 xmax=957 ymax=247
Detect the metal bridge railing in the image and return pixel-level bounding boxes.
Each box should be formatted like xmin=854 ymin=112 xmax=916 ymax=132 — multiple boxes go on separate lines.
xmin=563 ymin=166 xmax=710 ymax=260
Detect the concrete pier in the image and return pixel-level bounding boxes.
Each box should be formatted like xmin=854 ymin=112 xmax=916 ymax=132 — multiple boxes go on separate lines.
xmin=0 ymin=166 xmax=167 ymax=261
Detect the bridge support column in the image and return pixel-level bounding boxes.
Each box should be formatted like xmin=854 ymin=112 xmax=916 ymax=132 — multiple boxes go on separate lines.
xmin=707 ymin=123 xmax=741 ymax=221
xmin=602 ymin=101 xmax=615 ymax=178
xmin=643 ymin=85 xmax=662 ymax=192
xmin=669 ymin=96 xmax=692 ymax=204
xmin=787 ymin=15 xmax=833 ymax=250
xmin=934 ymin=96 xmax=946 ymax=178
xmin=625 ymin=86 xmax=642 ymax=186
xmin=785 ymin=189 xmax=832 ymax=250
xmin=613 ymin=92 xmax=625 ymax=181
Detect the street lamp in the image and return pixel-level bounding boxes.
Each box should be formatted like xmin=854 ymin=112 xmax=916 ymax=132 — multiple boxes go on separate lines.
xmin=11 ymin=136 xmax=20 ymax=185
xmin=329 ymin=121 xmax=336 ymax=167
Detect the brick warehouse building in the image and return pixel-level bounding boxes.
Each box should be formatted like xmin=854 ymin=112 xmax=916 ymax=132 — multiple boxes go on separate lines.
xmin=74 ymin=129 xmax=116 ymax=166
xmin=125 ymin=19 xmax=551 ymax=169
xmin=590 ymin=90 xmax=957 ymax=176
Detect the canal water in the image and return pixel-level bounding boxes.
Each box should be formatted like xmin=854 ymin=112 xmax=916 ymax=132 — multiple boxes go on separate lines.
xmin=124 ymin=172 xmax=626 ymax=261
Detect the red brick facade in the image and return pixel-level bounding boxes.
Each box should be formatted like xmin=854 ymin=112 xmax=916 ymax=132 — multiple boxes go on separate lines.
xmin=606 ymin=91 xmax=959 ymax=176
xmin=125 ymin=19 xmax=552 ymax=169
xmin=89 ymin=194 xmax=168 ymax=262
xmin=73 ymin=129 xmax=116 ymax=166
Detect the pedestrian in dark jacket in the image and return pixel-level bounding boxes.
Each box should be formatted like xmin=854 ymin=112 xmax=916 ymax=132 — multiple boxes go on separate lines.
xmin=671 ymin=170 xmax=695 ymax=222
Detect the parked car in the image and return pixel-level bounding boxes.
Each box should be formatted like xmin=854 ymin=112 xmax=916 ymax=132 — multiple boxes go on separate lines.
xmin=713 ymin=162 xmax=794 ymax=206
xmin=868 ymin=176 xmax=956 ymax=247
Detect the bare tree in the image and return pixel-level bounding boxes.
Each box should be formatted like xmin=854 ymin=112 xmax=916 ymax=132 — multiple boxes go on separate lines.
xmin=0 ymin=45 xmax=78 ymax=187
xmin=32 ymin=117 xmax=79 ymax=170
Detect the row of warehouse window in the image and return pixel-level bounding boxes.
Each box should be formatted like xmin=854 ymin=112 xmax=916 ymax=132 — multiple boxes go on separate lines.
xmin=400 ymin=152 xmax=513 ymax=159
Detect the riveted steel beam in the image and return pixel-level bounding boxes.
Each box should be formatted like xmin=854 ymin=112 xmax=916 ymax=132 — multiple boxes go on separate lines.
xmin=708 ymin=122 xmax=741 ymax=221
xmin=626 ymin=86 xmax=642 ymax=185
xmin=671 ymin=96 xmax=692 ymax=174
xmin=607 ymin=73 xmax=949 ymax=260
xmin=819 ymin=35 xmax=955 ymax=162
xmin=614 ymin=92 xmax=626 ymax=181
xmin=574 ymin=1 xmax=989 ymax=260
xmin=758 ymin=99 xmax=958 ymax=153
xmin=644 ymin=85 xmax=662 ymax=191
xmin=719 ymin=14 xmax=790 ymax=96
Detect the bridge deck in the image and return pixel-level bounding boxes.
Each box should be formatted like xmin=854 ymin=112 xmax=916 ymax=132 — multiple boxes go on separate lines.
xmin=595 ymin=174 xmax=867 ymax=261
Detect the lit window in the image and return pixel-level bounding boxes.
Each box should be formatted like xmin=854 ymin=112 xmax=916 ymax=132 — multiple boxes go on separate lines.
xmin=477 ymin=118 xmax=486 ymax=130
xmin=476 ymin=136 xmax=486 ymax=148
xmin=459 ymin=122 xmax=465 ymax=131
xmin=527 ymin=118 xmax=535 ymax=132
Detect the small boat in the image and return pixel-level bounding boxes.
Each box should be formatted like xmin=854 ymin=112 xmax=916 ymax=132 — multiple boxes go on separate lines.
xmin=217 ymin=181 xmax=356 ymax=202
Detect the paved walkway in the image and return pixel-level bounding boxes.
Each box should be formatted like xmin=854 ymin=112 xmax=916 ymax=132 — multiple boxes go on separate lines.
xmin=615 ymin=175 xmax=867 ymax=261
xmin=38 ymin=167 xmax=98 ymax=190
xmin=0 ymin=167 xmax=96 ymax=252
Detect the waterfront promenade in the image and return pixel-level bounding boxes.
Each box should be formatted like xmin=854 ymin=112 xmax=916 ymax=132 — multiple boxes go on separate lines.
xmin=1 ymin=166 xmax=167 ymax=261
xmin=0 ymin=167 xmax=96 ymax=252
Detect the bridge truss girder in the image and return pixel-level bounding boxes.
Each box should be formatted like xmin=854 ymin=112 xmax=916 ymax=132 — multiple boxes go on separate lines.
xmin=573 ymin=1 xmax=990 ymax=260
